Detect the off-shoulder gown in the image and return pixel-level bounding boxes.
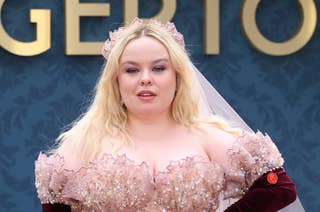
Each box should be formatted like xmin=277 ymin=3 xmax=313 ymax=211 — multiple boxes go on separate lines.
xmin=35 ymin=131 xmax=297 ymax=211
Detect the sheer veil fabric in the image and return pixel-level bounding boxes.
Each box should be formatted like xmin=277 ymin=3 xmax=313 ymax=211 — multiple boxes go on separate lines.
xmin=191 ymin=62 xmax=305 ymax=211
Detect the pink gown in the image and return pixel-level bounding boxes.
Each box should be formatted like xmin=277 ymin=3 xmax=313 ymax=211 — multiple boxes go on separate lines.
xmin=34 ymin=131 xmax=290 ymax=211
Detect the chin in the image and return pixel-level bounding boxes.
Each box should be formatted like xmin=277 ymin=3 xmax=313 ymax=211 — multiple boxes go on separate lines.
xmin=131 ymin=106 xmax=168 ymax=116
xmin=137 ymin=108 xmax=161 ymax=115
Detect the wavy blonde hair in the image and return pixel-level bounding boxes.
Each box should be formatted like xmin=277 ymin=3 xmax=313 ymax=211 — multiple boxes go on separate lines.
xmin=52 ymin=20 xmax=241 ymax=163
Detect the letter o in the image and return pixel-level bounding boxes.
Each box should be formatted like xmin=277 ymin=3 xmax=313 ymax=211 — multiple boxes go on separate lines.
xmin=241 ymin=0 xmax=317 ymax=56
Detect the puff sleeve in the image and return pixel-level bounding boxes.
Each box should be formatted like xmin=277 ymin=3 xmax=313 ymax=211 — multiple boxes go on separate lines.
xmin=223 ymin=131 xmax=296 ymax=211
xmin=34 ymin=153 xmax=81 ymax=211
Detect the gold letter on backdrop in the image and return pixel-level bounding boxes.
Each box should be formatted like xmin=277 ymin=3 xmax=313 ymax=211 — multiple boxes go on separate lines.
xmin=241 ymin=0 xmax=317 ymax=56
xmin=204 ymin=0 xmax=219 ymax=54
xmin=0 ymin=0 xmax=50 ymax=56
xmin=124 ymin=0 xmax=176 ymax=24
xmin=65 ymin=0 xmax=110 ymax=55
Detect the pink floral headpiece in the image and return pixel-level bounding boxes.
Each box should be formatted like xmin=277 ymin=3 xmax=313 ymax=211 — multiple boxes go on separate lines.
xmin=101 ymin=18 xmax=185 ymax=59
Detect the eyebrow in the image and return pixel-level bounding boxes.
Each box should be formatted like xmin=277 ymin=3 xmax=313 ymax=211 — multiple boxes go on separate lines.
xmin=152 ymin=58 xmax=169 ymax=64
xmin=121 ymin=58 xmax=169 ymax=66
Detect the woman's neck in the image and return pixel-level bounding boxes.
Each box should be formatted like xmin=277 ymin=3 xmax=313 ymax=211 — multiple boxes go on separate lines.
xmin=126 ymin=110 xmax=179 ymax=142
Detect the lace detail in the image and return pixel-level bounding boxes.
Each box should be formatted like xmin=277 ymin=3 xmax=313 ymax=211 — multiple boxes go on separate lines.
xmin=35 ymin=131 xmax=284 ymax=211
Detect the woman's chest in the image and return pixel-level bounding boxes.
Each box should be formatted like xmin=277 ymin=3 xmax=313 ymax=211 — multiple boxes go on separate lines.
xmin=67 ymin=154 xmax=225 ymax=211
xmin=109 ymin=133 xmax=210 ymax=173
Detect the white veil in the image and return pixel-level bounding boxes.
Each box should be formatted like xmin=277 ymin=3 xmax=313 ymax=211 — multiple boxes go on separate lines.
xmin=190 ymin=61 xmax=305 ymax=212
xmin=190 ymin=62 xmax=253 ymax=132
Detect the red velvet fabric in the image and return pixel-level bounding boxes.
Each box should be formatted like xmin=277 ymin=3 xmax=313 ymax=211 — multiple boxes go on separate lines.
xmin=41 ymin=168 xmax=296 ymax=212
xmin=42 ymin=203 xmax=71 ymax=212
xmin=225 ymin=168 xmax=297 ymax=212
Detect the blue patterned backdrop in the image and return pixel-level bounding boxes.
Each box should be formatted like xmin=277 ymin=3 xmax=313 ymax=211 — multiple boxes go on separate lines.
xmin=0 ymin=0 xmax=319 ymax=211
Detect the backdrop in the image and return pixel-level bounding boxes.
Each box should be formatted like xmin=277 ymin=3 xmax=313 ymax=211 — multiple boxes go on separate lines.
xmin=0 ymin=0 xmax=319 ymax=211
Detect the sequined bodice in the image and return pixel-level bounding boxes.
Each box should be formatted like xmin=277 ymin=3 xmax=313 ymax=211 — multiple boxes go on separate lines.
xmin=35 ymin=131 xmax=284 ymax=211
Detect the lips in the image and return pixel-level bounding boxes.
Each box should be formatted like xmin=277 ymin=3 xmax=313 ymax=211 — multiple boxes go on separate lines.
xmin=137 ymin=90 xmax=156 ymax=96
xmin=137 ymin=90 xmax=157 ymax=100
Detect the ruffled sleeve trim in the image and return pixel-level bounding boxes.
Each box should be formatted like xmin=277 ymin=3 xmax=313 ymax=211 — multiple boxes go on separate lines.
xmin=34 ymin=152 xmax=75 ymax=205
xmin=223 ymin=130 xmax=284 ymax=199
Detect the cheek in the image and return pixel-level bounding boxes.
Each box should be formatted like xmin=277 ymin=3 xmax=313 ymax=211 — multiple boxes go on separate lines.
xmin=118 ymin=75 xmax=135 ymax=100
xmin=160 ymin=73 xmax=177 ymax=100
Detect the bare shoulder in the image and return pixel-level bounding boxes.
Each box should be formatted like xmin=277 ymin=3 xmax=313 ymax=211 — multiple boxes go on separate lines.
xmin=56 ymin=144 xmax=83 ymax=171
xmin=197 ymin=123 xmax=240 ymax=163
xmin=198 ymin=123 xmax=238 ymax=146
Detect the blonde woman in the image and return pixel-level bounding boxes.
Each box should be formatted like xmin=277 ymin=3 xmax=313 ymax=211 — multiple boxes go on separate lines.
xmin=35 ymin=18 xmax=297 ymax=211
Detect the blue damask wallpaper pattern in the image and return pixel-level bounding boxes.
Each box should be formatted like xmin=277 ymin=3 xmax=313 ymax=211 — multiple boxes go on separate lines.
xmin=0 ymin=0 xmax=319 ymax=211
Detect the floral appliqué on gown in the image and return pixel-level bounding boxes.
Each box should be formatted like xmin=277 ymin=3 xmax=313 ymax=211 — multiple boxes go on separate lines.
xmin=35 ymin=131 xmax=284 ymax=211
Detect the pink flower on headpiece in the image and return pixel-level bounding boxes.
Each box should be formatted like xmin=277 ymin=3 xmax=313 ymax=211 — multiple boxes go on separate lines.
xmin=165 ymin=22 xmax=185 ymax=47
xmin=101 ymin=18 xmax=185 ymax=59
xmin=101 ymin=26 xmax=126 ymax=59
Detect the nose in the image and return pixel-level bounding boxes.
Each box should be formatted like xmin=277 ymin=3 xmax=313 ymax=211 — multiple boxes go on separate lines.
xmin=140 ymin=79 xmax=152 ymax=86
xmin=140 ymin=70 xmax=153 ymax=86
